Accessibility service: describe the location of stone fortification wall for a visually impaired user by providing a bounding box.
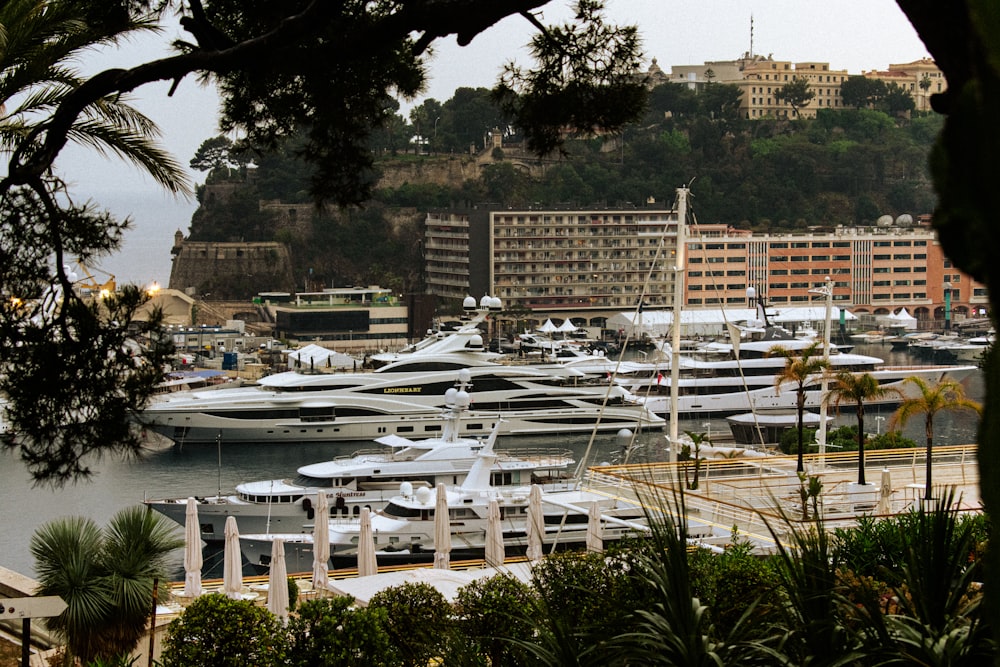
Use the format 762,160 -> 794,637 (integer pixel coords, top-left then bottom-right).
375,155 -> 483,189
168,239 -> 296,299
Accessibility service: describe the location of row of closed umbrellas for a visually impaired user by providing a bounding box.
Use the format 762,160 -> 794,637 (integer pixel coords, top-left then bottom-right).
183,482 -> 606,622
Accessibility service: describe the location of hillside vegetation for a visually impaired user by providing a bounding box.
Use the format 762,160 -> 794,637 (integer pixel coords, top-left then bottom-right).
187,83 -> 941,295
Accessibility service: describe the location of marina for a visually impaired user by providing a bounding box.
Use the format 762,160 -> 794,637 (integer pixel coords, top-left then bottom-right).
0,340 -> 984,581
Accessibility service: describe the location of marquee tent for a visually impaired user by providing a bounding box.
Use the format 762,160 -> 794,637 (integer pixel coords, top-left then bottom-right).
285,344 -> 358,370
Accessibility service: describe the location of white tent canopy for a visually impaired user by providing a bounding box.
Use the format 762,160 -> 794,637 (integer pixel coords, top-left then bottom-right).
556,319 -> 578,333
878,307 -> 918,330
607,306 -> 857,338
537,319 -> 558,333
285,344 -> 357,369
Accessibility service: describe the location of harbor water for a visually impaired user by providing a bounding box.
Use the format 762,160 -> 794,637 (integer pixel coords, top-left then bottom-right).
0,341 -> 984,579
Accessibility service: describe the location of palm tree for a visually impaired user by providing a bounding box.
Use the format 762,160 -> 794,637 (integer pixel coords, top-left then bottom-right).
0,0 -> 186,190
823,371 -> 900,486
889,376 -> 981,501
770,342 -> 829,472
30,506 -> 183,663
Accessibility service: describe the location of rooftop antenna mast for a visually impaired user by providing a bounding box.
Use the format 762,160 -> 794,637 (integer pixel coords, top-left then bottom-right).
749,14 -> 754,58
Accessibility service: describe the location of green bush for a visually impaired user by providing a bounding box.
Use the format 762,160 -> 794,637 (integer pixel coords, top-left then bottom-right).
368,582 -> 452,667
451,574 -> 537,666
866,430 -> 917,450
689,539 -> 780,639
288,596 -> 394,666
779,426 -> 818,454
160,594 -> 288,667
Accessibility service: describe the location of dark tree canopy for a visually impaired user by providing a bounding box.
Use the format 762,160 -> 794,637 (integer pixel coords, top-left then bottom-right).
0,0 -> 645,483
776,76 -> 815,118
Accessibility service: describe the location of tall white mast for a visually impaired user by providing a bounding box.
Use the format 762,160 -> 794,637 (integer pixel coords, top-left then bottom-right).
668,187 -> 688,463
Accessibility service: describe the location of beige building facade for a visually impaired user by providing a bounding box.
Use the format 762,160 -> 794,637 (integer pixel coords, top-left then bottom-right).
645,54 -> 945,119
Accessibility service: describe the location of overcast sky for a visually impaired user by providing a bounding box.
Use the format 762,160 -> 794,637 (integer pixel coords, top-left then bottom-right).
55,0 -> 931,284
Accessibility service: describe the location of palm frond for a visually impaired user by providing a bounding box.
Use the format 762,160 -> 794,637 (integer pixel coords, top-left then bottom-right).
66,119 -> 191,194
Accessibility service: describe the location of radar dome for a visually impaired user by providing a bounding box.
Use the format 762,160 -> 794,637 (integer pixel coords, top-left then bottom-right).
469,334 -> 484,348
400,481 -> 413,497
463,295 -> 477,311
895,214 -> 914,227
415,486 -> 432,504
445,387 -> 458,406
457,368 -> 471,384
455,390 -> 471,409
876,214 -> 894,227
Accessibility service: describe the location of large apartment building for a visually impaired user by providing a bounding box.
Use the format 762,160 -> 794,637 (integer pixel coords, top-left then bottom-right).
425,206 -> 681,324
425,207 -> 985,326
684,223 -> 985,322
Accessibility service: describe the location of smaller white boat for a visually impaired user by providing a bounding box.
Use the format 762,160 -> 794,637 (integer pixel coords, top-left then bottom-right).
726,411 -> 833,445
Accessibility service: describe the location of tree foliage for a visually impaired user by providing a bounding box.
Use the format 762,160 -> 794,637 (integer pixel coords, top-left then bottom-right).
776,76 -> 815,118
287,596 -> 395,667
367,582 -> 453,667
160,594 -> 289,667
493,0 -> 646,155
0,0 -> 643,483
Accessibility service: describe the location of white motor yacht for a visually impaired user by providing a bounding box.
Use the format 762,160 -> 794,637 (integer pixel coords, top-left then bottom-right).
238,447 -> 648,571
137,362 -> 664,445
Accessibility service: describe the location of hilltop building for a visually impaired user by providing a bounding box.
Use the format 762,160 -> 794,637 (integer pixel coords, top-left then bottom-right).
643,54 -> 945,119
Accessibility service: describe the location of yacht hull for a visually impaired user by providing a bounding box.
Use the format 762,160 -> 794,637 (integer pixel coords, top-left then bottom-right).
637,365 -> 977,418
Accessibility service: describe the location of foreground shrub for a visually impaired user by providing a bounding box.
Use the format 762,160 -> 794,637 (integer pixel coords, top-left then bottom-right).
160,594 -> 288,667
288,596 -> 393,666
368,582 -> 451,666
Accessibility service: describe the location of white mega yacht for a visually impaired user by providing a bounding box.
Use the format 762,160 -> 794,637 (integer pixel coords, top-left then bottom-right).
616,333 -> 977,418
137,362 -> 663,445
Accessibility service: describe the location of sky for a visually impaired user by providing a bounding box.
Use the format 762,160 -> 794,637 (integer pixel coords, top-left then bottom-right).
56,1 -> 931,286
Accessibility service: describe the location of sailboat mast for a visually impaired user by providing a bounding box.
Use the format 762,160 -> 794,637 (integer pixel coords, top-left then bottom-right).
668,187 -> 688,463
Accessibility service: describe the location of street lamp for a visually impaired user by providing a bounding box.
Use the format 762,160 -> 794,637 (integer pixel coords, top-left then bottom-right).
943,282 -> 953,331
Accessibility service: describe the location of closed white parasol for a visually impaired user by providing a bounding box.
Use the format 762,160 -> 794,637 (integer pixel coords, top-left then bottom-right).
433,482 -> 451,570
183,497 -> 203,598
312,493 -> 329,592
223,516 -> 243,600
357,507 -> 379,577
586,502 -> 603,553
484,498 -> 505,568
267,538 -> 289,623
525,484 -> 544,561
